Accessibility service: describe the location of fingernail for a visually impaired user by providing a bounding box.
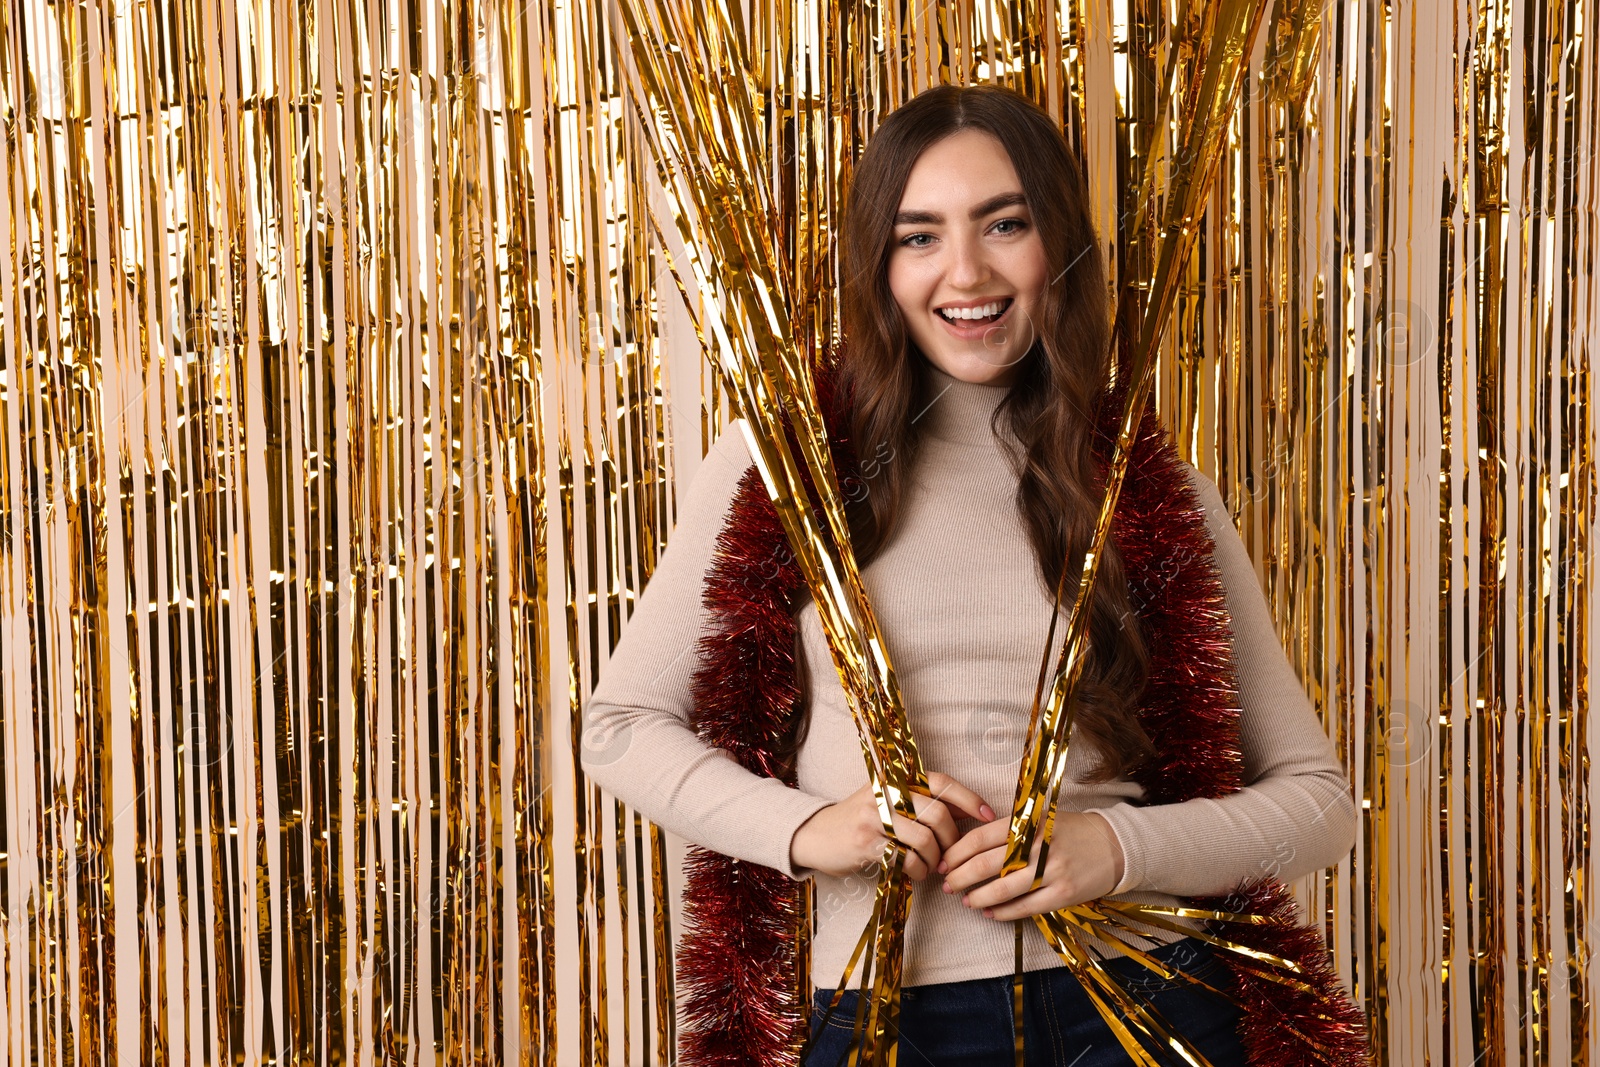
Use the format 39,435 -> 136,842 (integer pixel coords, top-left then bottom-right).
983,908 -> 994,918
943,881 -> 951,893
980,805 -> 996,820
937,860 -> 947,874
962,895 -> 970,906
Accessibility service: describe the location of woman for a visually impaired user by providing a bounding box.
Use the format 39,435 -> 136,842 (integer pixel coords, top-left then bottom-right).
582,84 -> 1360,1066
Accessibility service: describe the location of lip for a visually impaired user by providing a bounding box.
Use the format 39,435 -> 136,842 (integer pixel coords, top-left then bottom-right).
933,297 -> 1016,339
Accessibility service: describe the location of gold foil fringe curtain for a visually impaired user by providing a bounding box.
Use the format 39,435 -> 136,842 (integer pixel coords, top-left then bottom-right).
0,3 -> 1594,1067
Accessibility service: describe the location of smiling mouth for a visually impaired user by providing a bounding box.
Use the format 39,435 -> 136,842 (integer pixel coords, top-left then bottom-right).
936,298 -> 1014,327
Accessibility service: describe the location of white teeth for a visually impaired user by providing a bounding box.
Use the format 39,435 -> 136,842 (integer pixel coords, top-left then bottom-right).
938,300 -> 1008,322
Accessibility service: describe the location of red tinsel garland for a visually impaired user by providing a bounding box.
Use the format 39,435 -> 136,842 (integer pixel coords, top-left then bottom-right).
678,371 -> 1370,1066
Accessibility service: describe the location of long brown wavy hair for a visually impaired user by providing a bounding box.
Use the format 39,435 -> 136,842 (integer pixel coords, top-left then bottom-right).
833,84 -> 1153,783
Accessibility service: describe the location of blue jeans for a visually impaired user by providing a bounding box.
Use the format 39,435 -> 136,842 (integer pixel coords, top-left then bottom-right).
803,937 -> 1247,1067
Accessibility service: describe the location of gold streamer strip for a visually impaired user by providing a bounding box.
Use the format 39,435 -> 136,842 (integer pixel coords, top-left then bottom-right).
981,4 -> 1322,1063
608,0 -> 932,1055
1005,0 -> 1274,907
1,0 -> 1597,1064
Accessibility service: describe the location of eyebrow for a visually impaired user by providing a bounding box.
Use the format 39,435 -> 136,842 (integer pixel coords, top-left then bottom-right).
893,192 -> 1029,226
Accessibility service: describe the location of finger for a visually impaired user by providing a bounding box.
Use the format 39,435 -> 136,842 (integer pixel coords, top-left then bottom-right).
893,814 -> 940,880
938,819 -> 1007,875
925,773 -> 997,823
943,845 -> 997,894
864,840 -> 921,880
921,776 -> 981,822
963,837 -> 1063,909
881,835 -> 928,881
900,847 -> 928,881
909,794 -> 958,853
961,864 -> 1038,911
979,884 -> 1061,923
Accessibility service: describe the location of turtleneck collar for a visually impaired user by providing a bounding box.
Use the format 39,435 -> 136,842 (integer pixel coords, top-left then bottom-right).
914,363 -> 1016,447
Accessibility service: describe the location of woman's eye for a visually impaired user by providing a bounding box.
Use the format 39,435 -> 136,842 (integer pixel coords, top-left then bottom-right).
899,232 -> 934,248
992,218 -> 1027,235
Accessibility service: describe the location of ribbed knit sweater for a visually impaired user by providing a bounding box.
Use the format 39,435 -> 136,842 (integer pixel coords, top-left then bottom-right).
581,367 -> 1357,989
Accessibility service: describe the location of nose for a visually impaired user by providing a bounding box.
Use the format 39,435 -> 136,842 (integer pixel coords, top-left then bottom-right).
945,231 -> 990,290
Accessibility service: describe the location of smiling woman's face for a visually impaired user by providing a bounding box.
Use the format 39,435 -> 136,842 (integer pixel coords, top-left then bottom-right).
887,128 -> 1049,387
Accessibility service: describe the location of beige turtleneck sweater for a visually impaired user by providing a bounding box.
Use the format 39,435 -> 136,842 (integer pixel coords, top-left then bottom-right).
581,367 -> 1357,989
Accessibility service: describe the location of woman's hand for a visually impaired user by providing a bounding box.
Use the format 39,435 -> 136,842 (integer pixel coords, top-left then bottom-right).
937,811 -> 1125,921
791,772 -> 997,881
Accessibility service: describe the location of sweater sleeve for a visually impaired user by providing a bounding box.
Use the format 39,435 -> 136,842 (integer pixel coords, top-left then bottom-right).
579,425 -> 834,880
1087,466 -> 1359,897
